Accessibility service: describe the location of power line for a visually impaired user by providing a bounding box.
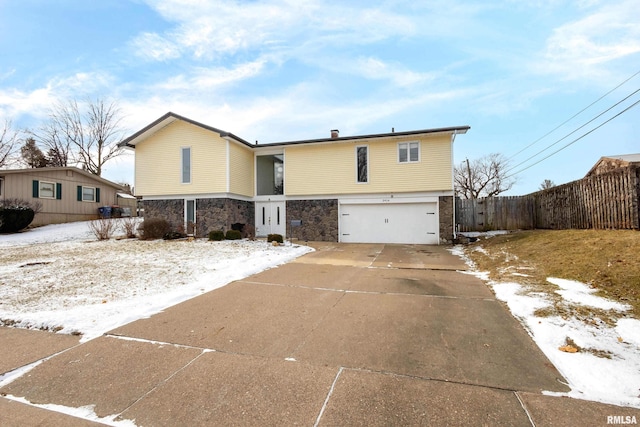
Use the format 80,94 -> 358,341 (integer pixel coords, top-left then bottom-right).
505,87 -> 640,175
505,98 -> 640,179
507,68 -> 640,161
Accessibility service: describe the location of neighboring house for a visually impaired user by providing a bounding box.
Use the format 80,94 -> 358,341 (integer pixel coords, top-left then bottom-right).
0,167 -> 136,226
120,112 -> 469,244
585,153 -> 640,177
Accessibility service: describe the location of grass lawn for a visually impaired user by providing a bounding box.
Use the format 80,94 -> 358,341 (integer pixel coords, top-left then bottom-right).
465,229 -> 640,319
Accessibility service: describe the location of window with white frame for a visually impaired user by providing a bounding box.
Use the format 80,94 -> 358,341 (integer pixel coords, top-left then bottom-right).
181,147 -> 191,184
356,145 -> 368,183
39,181 -> 56,199
398,142 -> 420,163
82,186 -> 96,202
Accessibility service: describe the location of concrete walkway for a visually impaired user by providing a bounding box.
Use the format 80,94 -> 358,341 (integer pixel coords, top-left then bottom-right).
1,243 -> 639,426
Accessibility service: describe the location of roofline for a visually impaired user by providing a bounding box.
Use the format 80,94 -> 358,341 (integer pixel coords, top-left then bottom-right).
118,112 -> 254,149
585,154 -> 640,177
119,111 -> 470,150
0,166 -> 127,190
256,126 -> 470,147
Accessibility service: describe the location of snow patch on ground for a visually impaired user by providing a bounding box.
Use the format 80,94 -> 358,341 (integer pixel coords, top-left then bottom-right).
0,221 -> 313,342
4,395 -> 136,427
453,244 -> 640,409
547,277 -> 632,311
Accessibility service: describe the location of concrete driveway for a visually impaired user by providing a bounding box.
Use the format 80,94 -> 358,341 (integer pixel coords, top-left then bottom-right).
2,243 -> 639,426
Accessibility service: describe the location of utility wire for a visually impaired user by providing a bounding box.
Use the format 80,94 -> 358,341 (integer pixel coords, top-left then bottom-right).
504,87 -> 640,174
507,68 -> 640,161
505,98 -> 640,179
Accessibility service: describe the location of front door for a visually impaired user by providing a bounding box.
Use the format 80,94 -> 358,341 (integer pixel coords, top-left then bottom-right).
255,201 -> 286,237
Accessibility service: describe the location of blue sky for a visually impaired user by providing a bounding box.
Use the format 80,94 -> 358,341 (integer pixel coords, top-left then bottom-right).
1,0 -> 638,194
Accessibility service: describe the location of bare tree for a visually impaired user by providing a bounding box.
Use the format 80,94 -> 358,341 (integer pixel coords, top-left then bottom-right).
21,137 -> 48,168
539,179 -> 555,190
454,153 -> 516,199
0,120 -> 20,168
41,98 -> 125,176
32,116 -> 73,167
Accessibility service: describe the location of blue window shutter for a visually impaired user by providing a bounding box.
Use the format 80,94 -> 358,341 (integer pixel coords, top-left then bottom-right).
56,183 -> 62,200
96,188 -> 100,203
32,180 -> 39,198
77,186 -> 82,201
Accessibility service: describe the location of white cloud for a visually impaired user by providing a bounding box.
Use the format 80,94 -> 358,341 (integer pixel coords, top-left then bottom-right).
156,58 -> 267,91
351,57 -> 436,87
536,0 -> 640,81
0,72 -> 116,126
130,32 -> 181,61
141,0 -> 417,61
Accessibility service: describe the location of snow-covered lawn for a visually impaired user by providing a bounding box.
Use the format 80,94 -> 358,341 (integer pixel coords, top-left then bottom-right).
451,244 -> 640,409
0,220 -> 312,342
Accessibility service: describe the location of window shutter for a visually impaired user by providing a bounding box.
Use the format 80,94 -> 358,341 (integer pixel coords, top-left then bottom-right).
77,186 -> 82,201
56,183 -> 62,200
32,180 -> 39,198
96,188 -> 100,203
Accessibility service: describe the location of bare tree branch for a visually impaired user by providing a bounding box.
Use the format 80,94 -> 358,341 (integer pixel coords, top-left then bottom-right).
454,153 -> 516,199
0,120 -> 20,168
34,98 -> 125,175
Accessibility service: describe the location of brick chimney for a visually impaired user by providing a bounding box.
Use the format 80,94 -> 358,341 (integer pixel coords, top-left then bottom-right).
331,129 -> 339,139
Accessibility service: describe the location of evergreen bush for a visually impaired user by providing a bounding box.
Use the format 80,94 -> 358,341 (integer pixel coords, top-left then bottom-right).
225,229 -> 242,240
0,199 -> 36,233
267,233 -> 283,243
209,230 -> 225,241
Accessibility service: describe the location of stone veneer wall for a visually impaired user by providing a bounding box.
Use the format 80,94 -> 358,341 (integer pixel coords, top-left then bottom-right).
142,198 -> 254,238
196,198 -> 254,238
286,199 -> 338,242
142,199 -> 183,231
439,195 -> 454,244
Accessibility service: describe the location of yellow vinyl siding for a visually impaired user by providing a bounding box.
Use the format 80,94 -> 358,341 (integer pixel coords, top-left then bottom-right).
229,142 -> 254,197
135,121 -> 227,196
285,134 -> 452,196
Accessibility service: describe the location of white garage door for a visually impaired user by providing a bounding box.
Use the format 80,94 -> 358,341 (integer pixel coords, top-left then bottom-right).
340,202 -> 439,244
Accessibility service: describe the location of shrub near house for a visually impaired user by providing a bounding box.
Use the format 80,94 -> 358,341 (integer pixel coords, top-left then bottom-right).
0,199 -> 35,233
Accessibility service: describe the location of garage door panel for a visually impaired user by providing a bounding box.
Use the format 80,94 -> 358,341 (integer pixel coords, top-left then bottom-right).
340,203 -> 438,244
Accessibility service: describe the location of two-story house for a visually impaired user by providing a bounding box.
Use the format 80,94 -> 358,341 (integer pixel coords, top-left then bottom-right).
120,112 -> 469,244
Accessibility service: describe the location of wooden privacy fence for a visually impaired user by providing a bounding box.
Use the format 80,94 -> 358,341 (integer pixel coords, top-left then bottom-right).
456,166 -> 640,231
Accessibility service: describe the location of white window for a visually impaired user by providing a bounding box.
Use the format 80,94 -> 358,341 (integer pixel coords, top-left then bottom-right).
82,186 -> 96,202
39,181 -> 56,199
356,145 -> 368,183
182,147 -> 191,184
398,142 -> 420,163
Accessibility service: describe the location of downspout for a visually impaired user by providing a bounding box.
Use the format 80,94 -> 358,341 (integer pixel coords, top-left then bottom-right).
451,131 -> 458,241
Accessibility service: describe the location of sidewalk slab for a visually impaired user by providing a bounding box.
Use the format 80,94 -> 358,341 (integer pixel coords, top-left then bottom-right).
0,335 -> 202,419
110,281 -> 344,358
349,268 -> 493,297
293,242 -> 384,266
371,244 -> 468,270
0,326 -> 79,375
246,263 -> 361,290
318,369 -> 532,426
293,292 -> 568,393
119,351 -> 338,426
519,392 -> 640,427
0,398 -> 102,426
248,263 -> 492,298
